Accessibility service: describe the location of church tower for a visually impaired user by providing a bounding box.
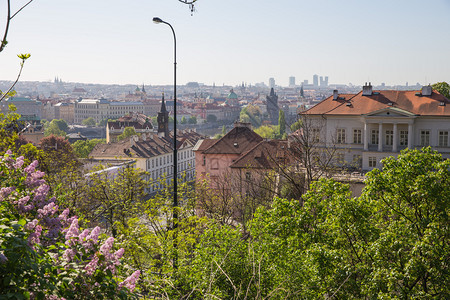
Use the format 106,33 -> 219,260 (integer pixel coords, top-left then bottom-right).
266,88 -> 279,125
157,93 -> 170,138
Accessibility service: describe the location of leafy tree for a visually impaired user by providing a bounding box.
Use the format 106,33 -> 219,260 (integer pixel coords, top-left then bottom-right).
0,152 -> 139,298
254,125 -> 278,139
0,105 -> 24,155
117,127 -> 137,141
72,139 -> 105,158
82,117 -> 96,127
188,115 -> 197,124
82,165 -> 148,237
180,116 -> 187,124
240,105 -> 262,127
432,81 -> 450,99
278,109 -> 286,135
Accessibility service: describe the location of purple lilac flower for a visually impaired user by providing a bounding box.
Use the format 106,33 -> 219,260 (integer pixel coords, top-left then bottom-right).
62,248 -> 76,262
28,225 -> 42,247
99,237 -> 114,256
85,255 -> 99,276
65,218 -> 79,246
33,184 -> 50,205
0,187 -> 15,201
119,270 -> 140,292
13,156 -> 25,169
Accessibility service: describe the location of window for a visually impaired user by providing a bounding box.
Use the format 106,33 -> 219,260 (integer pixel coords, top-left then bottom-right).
312,128 -> 320,143
246,172 -> 251,180
439,131 -> 448,147
385,130 -> 393,146
353,129 -> 362,144
337,129 -> 346,144
368,157 -> 377,168
211,158 -> 219,170
400,130 -> 408,146
371,129 -> 379,145
420,130 -> 430,146
202,156 -> 206,166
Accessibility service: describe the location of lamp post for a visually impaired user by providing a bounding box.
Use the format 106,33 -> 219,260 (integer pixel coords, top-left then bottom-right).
153,17 -> 178,230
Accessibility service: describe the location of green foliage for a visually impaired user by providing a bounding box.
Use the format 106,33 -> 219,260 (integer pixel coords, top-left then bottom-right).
240,105 -> 261,127
432,81 -> 450,99
290,119 -> 302,132
0,105 -> 24,155
82,117 -> 96,127
254,125 -> 279,139
44,119 -> 68,137
188,115 -> 197,124
72,139 -> 105,158
117,127 -> 137,141
180,116 -> 187,124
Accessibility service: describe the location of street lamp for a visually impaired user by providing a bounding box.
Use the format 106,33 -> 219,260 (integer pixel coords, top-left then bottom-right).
153,17 -> 178,230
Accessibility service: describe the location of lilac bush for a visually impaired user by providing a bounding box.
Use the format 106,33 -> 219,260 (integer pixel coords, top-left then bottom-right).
0,150 -> 139,299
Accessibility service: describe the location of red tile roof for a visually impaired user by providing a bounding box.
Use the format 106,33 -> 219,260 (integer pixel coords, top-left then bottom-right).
203,125 -> 263,155
304,90 -> 450,116
230,140 -> 289,169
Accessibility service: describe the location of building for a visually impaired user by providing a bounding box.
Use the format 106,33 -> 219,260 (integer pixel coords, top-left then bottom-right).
269,78 -> 275,89
90,98 -> 203,194
266,88 -> 279,125
106,112 -> 154,143
301,83 -> 450,171
1,97 -> 42,122
74,98 -> 144,124
289,76 -> 296,87
313,74 -> 319,87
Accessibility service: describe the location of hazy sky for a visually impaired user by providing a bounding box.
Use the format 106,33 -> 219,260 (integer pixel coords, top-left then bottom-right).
1,0 -> 449,87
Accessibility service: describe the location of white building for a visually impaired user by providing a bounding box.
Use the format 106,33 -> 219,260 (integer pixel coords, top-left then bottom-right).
302,84 -> 450,171
74,98 -> 144,124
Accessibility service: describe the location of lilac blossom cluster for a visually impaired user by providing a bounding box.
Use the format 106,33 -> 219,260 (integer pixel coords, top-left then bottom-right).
0,150 -> 140,295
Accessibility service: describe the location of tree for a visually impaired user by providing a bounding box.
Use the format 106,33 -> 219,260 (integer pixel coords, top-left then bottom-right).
72,139 -> 105,158
188,115 -> 197,124
180,116 -> 187,124
278,109 -> 286,136
44,119 -> 68,137
0,152 -> 139,298
432,82 -> 450,99
254,125 -> 278,139
117,127 -> 137,141
82,117 -> 96,127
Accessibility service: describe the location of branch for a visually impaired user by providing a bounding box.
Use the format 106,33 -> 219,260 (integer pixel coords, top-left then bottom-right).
11,0 -> 35,19
0,54 -> 30,102
0,0 -> 35,52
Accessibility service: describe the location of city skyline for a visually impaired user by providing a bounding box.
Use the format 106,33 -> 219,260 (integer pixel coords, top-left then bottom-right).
1,0 -> 449,87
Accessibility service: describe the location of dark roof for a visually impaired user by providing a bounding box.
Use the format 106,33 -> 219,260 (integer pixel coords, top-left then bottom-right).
203,125 -> 263,155
230,140 -> 289,169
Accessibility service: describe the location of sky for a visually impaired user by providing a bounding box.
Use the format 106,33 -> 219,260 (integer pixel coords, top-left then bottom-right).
0,0 -> 449,87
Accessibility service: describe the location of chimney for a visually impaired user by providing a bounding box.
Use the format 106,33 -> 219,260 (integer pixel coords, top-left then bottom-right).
141,133 -> 146,141
130,136 -> 135,147
333,90 -> 339,100
362,82 -> 373,96
422,85 -> 432,96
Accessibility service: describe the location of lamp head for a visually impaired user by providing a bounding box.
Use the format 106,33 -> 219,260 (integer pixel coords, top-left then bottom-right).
153,17 -> 164,24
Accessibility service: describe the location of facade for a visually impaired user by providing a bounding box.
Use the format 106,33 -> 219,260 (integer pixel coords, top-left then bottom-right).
1,97 -> 42,121
90,99 -> 203,194
266,88 -> 279,125
302,84 -> 450,171
74,98 -> 144,124
106,112 -> 154,143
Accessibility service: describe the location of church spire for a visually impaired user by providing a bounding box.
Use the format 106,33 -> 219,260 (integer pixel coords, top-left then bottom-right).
157,92 -> 169,138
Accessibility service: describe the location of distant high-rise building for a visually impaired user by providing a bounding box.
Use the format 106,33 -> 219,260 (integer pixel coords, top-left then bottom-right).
269,78 -> 275,89
325,76 -> 329,87
289,76 -> 296,87
313,74 -> 319,87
